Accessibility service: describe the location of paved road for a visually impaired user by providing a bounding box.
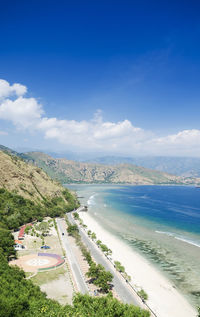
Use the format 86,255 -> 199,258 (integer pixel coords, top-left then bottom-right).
67,213 -> 144,307
56,218 -> 88,294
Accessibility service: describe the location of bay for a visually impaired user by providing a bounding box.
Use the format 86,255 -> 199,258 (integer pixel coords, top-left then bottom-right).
67,184 -> 200,307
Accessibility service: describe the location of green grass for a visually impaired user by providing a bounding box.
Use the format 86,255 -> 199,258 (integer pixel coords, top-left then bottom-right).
25,272 -> 35,278
31,266 -> 66,285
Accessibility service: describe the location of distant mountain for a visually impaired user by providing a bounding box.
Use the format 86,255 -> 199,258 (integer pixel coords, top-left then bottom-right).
1,145 -> 199,185
23,151 -> 200,185
0,144 -> 19,156
86,156 -> 200,177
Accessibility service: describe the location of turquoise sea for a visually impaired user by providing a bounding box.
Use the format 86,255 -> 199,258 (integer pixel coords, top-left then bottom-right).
67,184 -> 200,307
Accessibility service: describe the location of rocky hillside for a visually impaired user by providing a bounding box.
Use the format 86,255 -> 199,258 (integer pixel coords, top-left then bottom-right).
88,155 -> 200,177
0,150 -> 78,205
24,151 -> 200,185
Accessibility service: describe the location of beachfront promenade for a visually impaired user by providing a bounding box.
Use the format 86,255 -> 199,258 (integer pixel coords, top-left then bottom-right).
67,212 -> 146,309
56,218 -> 89,294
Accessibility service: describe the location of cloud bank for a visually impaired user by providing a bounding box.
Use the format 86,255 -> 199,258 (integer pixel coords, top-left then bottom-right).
0,79 -> 199,156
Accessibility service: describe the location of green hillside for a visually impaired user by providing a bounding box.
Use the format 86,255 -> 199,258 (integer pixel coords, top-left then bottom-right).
24,151 -> 200,185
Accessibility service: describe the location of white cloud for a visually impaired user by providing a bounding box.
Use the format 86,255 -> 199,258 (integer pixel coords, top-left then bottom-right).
0,79 -> 200,156
0,79 -> 27,99
155,129 -> 200,146
0,96 -> 43,128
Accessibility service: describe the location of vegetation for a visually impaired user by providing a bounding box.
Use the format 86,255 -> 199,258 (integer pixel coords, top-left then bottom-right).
31,266 -> 67,286
99,243 -> 112,256
96,239 -> 102,247
74,215 -> 132,286
67,224 -> 79,236
137,289 -> 148,302
0,228 -> 16,261
66,216 -> 113,293
73,212 -> 79,220
91,232 -> 97,240
36,221 -> 50,236
0,188 -> 78,231
114,261 -> 125,273
87,262 -> 113,293
123,272 -> 131,282
0,149 -> 150,316
0,243 -> 150,317
22,150 -> 200,185
72,293 -> 150,317
87,229 -> 92,237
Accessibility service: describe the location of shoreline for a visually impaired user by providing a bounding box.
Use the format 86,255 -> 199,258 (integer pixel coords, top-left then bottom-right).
80,211 -> 196,317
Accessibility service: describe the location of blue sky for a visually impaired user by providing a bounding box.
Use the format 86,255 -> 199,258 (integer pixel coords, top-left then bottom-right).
0,1 -> 200,156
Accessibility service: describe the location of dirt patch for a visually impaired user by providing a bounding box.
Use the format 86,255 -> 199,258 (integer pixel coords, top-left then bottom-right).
40,273 -> 73,305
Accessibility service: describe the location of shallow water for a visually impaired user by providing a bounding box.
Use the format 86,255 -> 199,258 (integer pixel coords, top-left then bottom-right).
67,184 -> 200,307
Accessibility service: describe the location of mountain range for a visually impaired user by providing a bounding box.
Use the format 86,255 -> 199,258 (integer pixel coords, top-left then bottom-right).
8,145 -> 200,177
86,156 -> 200,177
1,144 -> 200,185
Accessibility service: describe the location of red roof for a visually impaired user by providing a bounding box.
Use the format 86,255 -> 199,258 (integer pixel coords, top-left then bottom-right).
18,223 -> 32,239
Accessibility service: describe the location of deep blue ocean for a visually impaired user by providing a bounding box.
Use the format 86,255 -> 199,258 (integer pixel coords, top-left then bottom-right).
103,185 -> 200,236
67,184 -> 200,306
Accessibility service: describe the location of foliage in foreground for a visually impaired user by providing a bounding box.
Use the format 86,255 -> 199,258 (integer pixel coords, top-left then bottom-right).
0,247 -> 150,316
0,187 -> 150,317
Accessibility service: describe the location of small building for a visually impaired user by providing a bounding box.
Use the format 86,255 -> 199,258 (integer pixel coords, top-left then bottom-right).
14,243 -> 25,250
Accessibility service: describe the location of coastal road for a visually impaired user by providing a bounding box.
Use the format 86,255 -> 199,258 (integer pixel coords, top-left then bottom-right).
67,212 -> 144,308
56,218 -> 88,294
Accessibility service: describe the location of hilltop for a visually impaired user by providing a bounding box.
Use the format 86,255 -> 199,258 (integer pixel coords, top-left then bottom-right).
0,150 -> 78,207
23,151 -> 200,185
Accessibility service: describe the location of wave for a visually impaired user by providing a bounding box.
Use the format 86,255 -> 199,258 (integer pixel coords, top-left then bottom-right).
155,230 -> 200,248
87,194 -> 97,206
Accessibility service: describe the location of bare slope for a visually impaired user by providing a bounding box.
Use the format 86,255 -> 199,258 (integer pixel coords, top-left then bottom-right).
25,152 -> 200,185
0,150 -> 76,204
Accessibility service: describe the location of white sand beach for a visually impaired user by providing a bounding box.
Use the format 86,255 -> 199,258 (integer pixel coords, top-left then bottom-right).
80,212 -> 196,317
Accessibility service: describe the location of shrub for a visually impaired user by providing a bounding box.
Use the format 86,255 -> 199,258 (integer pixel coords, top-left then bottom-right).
137,289 -> 148,301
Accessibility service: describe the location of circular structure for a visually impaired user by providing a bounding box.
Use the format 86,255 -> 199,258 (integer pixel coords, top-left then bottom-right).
10,253 -> 65,272
26,258 -> 50,267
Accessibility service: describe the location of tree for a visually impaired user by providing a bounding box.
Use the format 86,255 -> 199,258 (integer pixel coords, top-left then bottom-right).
96,240 -> 102,247
123,272 -> 131,282
73,212 -> 79,220
24,226 -> 30,234
87,230 -> 92,237
87,263 -> 113,293
0,228 -> 16,260
137,289 -> 148,302
94,269 -> 113,293
37,222 -> 49,236
114,261 -> 125,273
72,293 -> 150,316
100,244 -> 112,256
67,224 -> 79,236
91,232 -> 96,241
